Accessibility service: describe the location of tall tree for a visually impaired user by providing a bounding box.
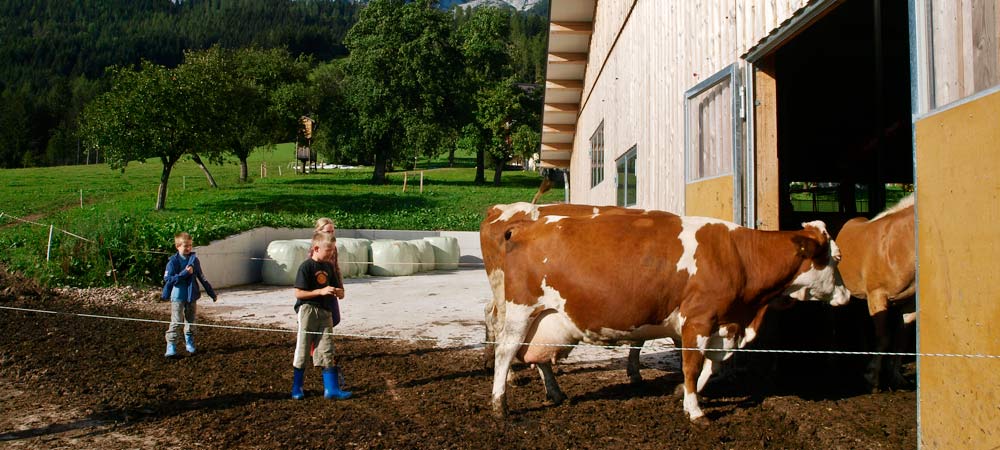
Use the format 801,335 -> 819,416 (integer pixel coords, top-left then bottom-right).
476,78 -> 541,185
456,6 -> 512,185
342,0 -> 462,184
207,46 -> 313,182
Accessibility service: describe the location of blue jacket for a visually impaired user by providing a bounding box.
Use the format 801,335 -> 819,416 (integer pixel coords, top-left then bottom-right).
162,252 -> 216,302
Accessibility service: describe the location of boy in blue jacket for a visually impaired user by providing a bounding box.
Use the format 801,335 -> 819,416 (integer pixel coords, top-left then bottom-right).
162,232 -> 218,357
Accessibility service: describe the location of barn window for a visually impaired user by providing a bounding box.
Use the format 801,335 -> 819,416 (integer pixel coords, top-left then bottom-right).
589,121 -> 605,188
615,145 -> 638,207
918,0 -> 1000,111
684,66 -> 738,182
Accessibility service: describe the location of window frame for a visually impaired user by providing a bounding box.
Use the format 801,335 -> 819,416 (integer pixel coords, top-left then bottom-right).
589,121 -> 605,188
615,145 -> 638,207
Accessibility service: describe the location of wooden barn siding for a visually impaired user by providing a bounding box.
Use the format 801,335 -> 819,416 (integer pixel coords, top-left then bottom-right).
570,0 -> 810,210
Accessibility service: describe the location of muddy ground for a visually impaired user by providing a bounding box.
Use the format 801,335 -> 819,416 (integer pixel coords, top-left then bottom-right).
0,270 -> 916,449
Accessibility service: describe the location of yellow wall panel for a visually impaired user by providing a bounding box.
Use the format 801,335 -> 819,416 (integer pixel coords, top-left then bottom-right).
685,175 -> 734,220
915,89 -> 1000,449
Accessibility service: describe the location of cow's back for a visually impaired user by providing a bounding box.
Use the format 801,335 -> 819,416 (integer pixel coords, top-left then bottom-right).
835,205 -> 915,300
501,211 -> 738,334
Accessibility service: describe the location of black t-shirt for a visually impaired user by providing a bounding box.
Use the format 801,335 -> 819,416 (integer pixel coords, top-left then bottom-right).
293,258 -> 342,324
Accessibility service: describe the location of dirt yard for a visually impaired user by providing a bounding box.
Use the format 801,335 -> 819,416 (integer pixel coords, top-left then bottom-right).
0,268 -> 916,449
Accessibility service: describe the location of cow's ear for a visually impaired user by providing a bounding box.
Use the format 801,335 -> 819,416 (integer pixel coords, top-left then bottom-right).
792,235 -> 818,258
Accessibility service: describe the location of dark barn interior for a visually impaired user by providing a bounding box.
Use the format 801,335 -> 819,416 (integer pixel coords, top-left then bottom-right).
743,0 -> 915,395
775,0 -> 913,236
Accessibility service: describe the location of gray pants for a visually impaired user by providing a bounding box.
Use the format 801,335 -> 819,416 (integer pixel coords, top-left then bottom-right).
165,300 -> 197,344
293,303 -> 337,369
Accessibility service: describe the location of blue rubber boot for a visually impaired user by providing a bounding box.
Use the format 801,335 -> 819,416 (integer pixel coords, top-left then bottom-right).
185,335 -> 196,354
165,342 -> 177,357
323,367 -> 352,400
291,367 -> 305,400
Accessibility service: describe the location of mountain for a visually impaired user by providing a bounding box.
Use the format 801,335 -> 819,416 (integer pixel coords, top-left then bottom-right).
439,0 -> 547,13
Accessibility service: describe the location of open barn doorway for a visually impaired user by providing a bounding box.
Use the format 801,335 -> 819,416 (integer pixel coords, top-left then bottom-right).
773,0 -> 913,234
741,0 -> 915,395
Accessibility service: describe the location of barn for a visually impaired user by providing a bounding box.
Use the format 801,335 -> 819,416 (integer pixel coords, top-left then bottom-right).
540,0 -> 999,446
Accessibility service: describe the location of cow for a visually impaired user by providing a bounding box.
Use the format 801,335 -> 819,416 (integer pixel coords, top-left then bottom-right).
489,207 -> 851,424
481,202 -> 649,383
834,193 -> 916,391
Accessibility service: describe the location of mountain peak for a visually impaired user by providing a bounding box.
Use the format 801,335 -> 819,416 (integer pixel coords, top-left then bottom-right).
440,0 -> 546,12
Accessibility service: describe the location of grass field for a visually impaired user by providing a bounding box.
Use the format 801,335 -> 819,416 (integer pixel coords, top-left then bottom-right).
0,146 -> 563,287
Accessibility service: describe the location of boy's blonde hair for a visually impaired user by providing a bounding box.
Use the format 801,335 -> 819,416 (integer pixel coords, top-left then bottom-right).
174,232 -> 193,245
314,217 -> 335,233
312,231 -> 336,248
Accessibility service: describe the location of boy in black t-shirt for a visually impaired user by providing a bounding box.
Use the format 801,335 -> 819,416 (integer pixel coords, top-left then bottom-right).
290,232 -> 351,400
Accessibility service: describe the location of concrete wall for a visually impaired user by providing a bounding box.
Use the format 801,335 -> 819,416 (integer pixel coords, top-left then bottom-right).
194,228 -> 483,289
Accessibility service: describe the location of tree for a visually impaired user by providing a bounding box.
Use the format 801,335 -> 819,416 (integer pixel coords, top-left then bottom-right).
475,79 -> 541,185
456,6 -> 512,185
206,46 -> 313,182
342,0 -> 462,184
79,57 -> 229,210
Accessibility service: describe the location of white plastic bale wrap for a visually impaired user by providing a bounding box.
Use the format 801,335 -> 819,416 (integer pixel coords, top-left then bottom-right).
369,240 -> 420,276
337,238 -> 371,278
423,236 -> 460,270
261,240 -> 312,285
408,239 -> 436,272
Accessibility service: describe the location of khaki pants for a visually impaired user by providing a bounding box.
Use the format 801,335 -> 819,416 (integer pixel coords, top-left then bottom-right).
293,304 -> 337,369
165,300 -> 197,344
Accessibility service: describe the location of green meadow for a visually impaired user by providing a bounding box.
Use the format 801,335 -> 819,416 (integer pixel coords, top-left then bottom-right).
0,145 -> 562,287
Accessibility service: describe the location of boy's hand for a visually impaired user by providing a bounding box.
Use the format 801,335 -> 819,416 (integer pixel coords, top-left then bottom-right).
334,288 -> 345,300
318,286 -> 336,297
185,265 -> 194,274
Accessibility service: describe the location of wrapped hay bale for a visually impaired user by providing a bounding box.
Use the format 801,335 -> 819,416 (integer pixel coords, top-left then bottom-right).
337,238 -> 371,278
409,239 -> 437,272
262,240 -> 312,285
369,240 -> 420,276
423,236 -> 460,270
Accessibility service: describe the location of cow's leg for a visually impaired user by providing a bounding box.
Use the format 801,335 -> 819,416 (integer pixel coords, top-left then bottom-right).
626,341 -> 644,384
884,303 -> 914,390
680,323 -> 714,425
536,363 -> 567,405
491,303 -> 534,417
484,269 -> 507,371
483,299 -> 497,371
866,291 -> 891,392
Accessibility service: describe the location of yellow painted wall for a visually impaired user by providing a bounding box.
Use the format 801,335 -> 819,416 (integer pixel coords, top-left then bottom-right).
915,89 -> 1000,449
685,175 -> 734,220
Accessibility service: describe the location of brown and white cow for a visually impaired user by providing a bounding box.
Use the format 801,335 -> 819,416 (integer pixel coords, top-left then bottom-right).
834,193 -> 916,391
488,207 -> 850,423
481,202 -> 649,382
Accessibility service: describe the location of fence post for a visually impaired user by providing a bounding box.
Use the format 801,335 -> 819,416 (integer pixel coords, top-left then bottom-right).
278,166 -> 282,176
402,172 -> 408,192
420,171 -> 424,193
80,189 -> 83,207
46,225 -> 54,261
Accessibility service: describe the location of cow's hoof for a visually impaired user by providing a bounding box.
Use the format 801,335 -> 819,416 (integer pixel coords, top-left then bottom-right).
690,416 -> 712,427
628,373 -> 643,384
491,398 -> 508,418
543,391 -> 567,407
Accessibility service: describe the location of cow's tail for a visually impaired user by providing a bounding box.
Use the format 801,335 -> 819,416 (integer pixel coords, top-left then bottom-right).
530,178 -> 553,205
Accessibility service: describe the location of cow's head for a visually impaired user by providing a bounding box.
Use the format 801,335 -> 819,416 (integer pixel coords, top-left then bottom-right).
782,220 -> 851,306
